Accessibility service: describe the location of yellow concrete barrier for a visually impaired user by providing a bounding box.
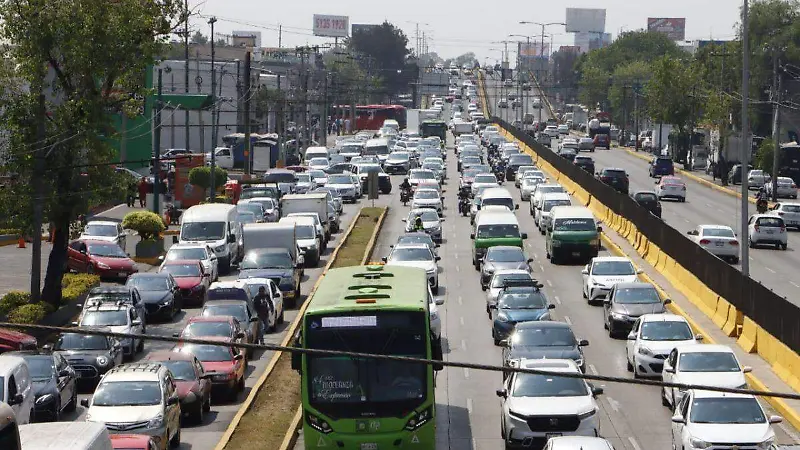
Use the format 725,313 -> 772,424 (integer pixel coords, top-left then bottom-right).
722,304 -> 742,337
737,316 -> 758,353
712,297 -> 730,329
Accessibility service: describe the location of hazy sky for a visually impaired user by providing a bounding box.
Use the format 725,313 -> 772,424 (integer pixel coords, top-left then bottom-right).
189,0 -> 742,61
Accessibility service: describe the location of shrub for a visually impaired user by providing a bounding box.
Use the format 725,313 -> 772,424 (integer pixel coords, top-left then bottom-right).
8,303 -> 49,324
0,228 -> 21,236
0,291 -> 31,316
189,166 -> 227,191
61,274 -> 99,305
122,211 -> 165,240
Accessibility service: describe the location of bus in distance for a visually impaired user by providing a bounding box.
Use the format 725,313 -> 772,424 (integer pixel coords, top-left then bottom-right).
292,264 -> 443,449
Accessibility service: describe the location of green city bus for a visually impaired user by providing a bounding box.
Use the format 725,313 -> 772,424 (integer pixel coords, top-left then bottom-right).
420,120 -> 447,142
292,264 -> 443,449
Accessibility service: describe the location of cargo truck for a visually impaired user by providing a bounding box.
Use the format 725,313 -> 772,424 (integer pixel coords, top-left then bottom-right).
241,222 -> 302,305
406,109 -> 421,134
280,193 -> 330,241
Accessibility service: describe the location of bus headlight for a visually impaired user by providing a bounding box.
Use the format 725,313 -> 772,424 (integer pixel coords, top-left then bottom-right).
405,406 -> 433,431
306,412 -> 333,434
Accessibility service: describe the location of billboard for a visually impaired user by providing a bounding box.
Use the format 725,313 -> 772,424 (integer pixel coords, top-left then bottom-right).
519,41 -> 550,59
698,40 -> 729,48
419,71 -> 449,96
647,18 -> 686,41
558,45 -> 580,53
352,24 -> 379,35
313,14 -> 349,38
566,8 -> 606,33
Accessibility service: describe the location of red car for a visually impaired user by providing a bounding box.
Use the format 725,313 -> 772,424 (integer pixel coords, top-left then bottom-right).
158,260 -> 210,306
175,316 -> 246,349
0,328 -> 37,354
593,133 -> 611,149
110,434 -> 159,450
67,239 -> 138,279
173,337 -> 245,401
146,350 -> 213,423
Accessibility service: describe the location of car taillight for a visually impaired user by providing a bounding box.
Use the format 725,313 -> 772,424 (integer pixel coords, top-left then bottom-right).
781,224 -> 786,232
754,225 -> 760,232
729,240 -> 739,246
778,212 -> 785,216
699,239 -> 711,245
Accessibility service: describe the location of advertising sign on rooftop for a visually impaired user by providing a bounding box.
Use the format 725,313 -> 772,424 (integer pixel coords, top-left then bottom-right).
313,14 -> 349,38
565,8 -> 606,33
647,18 -> 686,41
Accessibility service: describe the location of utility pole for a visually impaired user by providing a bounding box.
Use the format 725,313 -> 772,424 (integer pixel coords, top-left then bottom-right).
244,51 -> 252,176
621,85 -> 628,142
634,84 -> 640,151
771,53 -> 782,202
741,0 -> 751,277
30,89 -> 46,302
153,70 -> 163,215
278,25 -> 282,48
183,0 -> 190,152
322,74 -> 329,145
235,60 -> 242,133
209,16 -> 217,202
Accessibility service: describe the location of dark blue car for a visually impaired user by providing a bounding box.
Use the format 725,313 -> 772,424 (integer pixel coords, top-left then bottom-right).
649,156 -> 675,177
489,282 -> 554,346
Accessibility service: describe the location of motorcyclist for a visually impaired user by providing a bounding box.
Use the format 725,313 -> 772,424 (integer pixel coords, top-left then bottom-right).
253,286 -> 273,344
400,178 -> 412,192
458,185 -> 471,200
412,216 -> 425,232
756,186 -> 768,202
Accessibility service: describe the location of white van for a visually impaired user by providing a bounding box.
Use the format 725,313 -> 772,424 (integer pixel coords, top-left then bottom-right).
0,401 -> 20,450
478,187 -> 518,212
0,355 -> 33,424
304,146 -> 329,162
279,216 -> 322,267
382,119 -> 400,131
179,203 -> 242,273
19,422 -> 112,450
364,138 -> 391,163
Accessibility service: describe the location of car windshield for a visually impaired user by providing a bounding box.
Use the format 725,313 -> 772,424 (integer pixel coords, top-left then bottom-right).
538,186 -> 564,196
474,175 -> 497,184
487,248 -> 525,262
422,163 -> 442,171
491,273 -> 533,288
181,222 -> 225,241
84,224 -> 117,237
82,310 -> 128,327
159,360 -> 197,381
410,211 -> 439,222
640,321 -> 693,341
603,170 -> 626,178
614,287 -> 660,304
553,218 -> 596,232
241,252 -> 293,269
415,190 -> 439,199
388,153 -> 409,161
93,381 -> 162,407
702,228 -> 735,238
477,224 -> 519,238
512,373 -> 588,397
498,289 -> 548,309
55,333 -> 109,351
413,171 -> 436,180
635,193 -> 658,202
310,170 -> 326,179
543,200 -> 571,211
183,321 -> 233,338
689,397 -> 766,424
241,188 -> 278,199
295,225 -> 316,239
24,356 -> 55,381
513,326 -> 576,346
296,174 -> 311,182
328,175 -> 352,184
203,304 -> 247,322
592,261 -> 635,276
87,243 -> 127,258
359,165 -> 382,173
390,248 -> 433,262
161,263 -> 201,277
482,197 -> 514,209
678,352 -> 741,372
510,156 -> 533,165
178,344 -> 233,362
166,248 -> 207,261
238,212 -> 256,224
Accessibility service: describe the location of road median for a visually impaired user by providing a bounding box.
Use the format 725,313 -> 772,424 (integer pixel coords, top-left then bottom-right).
215,206 -> 388,450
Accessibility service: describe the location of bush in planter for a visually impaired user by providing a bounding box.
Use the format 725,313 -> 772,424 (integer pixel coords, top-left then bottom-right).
61,274 -> 100,305
0,291 -> 31,316
7,303 -> 51,324
189,166 -> 227,193
122,211 -> 165,240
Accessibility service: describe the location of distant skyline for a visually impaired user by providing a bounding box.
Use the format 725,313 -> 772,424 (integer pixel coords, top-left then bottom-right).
187,0 -> 742,61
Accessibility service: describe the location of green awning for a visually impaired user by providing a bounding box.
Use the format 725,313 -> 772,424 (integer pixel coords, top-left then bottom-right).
158,94 -> 214,110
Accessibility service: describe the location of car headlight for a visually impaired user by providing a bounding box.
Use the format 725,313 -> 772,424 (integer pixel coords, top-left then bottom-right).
214,245 -> 226,252
496,314 -> 509,323
281,276 -> 294,284
96,356 -> 110,366
160,297 -> 173,306
551,239 -> 561,246
96,262 -> 110,269
577,408 -> 597,420
183,391 -> 197,404
404,406 -> 433,431
426,268 -> 436,275
590,239 -> 599,246
36,393 -> 55,404
638,346 -> 653,356
575,357 -> 584,367
610,311 -> 627,320
758,438 -> 775,450
146,414 -> 164,429
690,437 -> 711,449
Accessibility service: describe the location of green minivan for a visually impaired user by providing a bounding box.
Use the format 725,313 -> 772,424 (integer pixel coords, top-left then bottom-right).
545,205 -> 602,264
470,210 -> 528,269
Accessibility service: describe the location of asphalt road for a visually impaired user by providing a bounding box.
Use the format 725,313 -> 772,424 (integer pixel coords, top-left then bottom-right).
58,192 -> 393,450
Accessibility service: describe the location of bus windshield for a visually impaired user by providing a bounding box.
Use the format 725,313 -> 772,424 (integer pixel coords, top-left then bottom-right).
305,311 -> 428,417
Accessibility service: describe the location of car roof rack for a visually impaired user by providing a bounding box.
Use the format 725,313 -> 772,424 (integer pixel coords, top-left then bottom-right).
111,362 -> 162,374
500,279 -> 544,290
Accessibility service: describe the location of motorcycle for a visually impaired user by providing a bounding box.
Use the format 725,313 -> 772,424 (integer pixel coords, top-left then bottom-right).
400,188 -> 412,206
165,203 -> 182,225
458,196 -> 471,217
757,198 -> 768,214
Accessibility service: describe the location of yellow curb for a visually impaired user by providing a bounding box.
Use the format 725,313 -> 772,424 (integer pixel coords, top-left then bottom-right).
162,229 -> 180,236
360,208 -> 388,265
214,206 -> 389,450
277,407 -> 303,450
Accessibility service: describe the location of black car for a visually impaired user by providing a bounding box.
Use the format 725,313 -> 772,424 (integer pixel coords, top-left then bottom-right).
9,350 -> 78,421
649,156 -> 675,177
727,164 -> 754,185
238,248 -> 302,306
632,190 -> 662,218
597,167 -> 630,194
558,148 -> 578,163
603,282 -> 671,337
500,321 -> 589,375
506,154 -> 535,181
50,327 -> 123,386
126,273 -> 182,321
573,155 -> 595,173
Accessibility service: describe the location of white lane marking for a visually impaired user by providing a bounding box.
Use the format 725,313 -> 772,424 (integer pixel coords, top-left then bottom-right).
453,243 -> 457,249
458,296 -> 463,305
765,267 -> 775,273
463,368 -> 470,379
546,279 -> 553,287
466,398 -> 473,414
459,316 -> 465,326
706,202 -> 713,208
539,264 -> 545,272
607,396 -> 621,413
456,266 -> 460,272
628,437 -> 642,450
684,218 -> 691,223
454,253 -> 458,259
563,316 -> 572,325
588,364 -> 598,375
791,282 -> 800,288
533,252 -> 539,259
779,422 -> 800,442
461,339 -> 467,351
554,296 -> 561,304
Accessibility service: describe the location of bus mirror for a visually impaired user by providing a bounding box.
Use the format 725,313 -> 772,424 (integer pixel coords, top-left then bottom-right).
291,351 -> 302,372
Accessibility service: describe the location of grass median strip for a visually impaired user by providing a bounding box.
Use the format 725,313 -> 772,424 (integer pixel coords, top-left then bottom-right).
221,206 -> 386,450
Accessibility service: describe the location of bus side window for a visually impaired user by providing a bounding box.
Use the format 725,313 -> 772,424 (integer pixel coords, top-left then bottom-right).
291,331 -> 303,373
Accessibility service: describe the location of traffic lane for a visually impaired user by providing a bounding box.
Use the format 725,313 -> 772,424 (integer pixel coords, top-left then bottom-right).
588,146 -> 800,305
61,196 -> 389,450
485,79 -> 552,124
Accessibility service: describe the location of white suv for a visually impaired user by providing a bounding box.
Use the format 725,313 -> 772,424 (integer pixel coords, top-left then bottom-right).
83,362 -> 182,449
76,304 -> 144,357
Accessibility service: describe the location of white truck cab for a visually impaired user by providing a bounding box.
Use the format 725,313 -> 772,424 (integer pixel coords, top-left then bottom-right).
178,204 -> 242,274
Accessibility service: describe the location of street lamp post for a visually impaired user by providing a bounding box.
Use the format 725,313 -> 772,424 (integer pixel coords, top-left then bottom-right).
519,21 -> 566,127
208,16 -> 217,202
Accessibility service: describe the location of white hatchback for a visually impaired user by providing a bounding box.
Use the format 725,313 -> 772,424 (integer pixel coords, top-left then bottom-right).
747,214 -> 788,249
655,176 -> 686,202
625,314 -> 701,378
687,225 -> 740,263
769,202 -> 800,229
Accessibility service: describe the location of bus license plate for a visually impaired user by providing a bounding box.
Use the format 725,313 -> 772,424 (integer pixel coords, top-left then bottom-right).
572,252 -> 581,257
360,444 -> 378,450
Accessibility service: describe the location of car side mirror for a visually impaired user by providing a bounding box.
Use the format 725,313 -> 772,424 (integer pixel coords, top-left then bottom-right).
695,334 -> 704,341
663,299 -> 672,305
496,388 -> 508,399
435,297 -> 444,305
233,354 -> 244,361
654,179 -> 659,184
521,233 -> 528,239
42,344 -> 53,351
435,244 -> 441,248
80,398 -> 90,408
167,394 -> 180,406
591,386 -> 604,396
470,233 -> 475,239
236,332 -> 246,339
157,255 -> 165,262
527,258 -> 533,263
381,257 -> 388,263
602,296 -> 611,304
581,267 -> 589,275
769,415 -> 783,424
172,332 -> 180,338
743,366 -> 753,373
71,321 -> 78,326
596,226 -> 603,233
132,320 -> 141,326
636,269 -> 643,274
439,218 -> 445,222
627,332 -> 637,340
664,366 -> 675,374
671,415 -> 685,424
401,219 -> 407,222
547,304 -> 556,310
435,256 -> 441,261
489,304 -> 497,310
514,204 -> 519,210
58,368 -> 70,377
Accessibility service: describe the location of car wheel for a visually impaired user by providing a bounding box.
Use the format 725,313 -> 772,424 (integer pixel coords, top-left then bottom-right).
52,399 -> 61,422
170,427 -> 181,448
626,353 -> 633,372
136,338 -> 144,353
86,265 -> 94,275
204,392 -> 212,412
278,307 -> 285,324
781,243 -> 788,250
582,287 -> 587,299
748,238 -> 755,248
191,398 -> 205,424
662,388 -> 671,407
237,376 -> 245,392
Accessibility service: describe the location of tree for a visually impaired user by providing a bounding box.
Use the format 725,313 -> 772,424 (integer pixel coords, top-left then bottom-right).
215,38 -> 227,47
755,138 -> 775,173
578,65 -> 610,110
347,22 -> 414,96
0,0 -> 184,307
453,52 -> 477,68
191,30 -> 208,45
608,61 -> 650,127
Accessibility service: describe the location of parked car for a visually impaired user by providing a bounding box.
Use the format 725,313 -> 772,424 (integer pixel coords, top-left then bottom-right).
66,239 -> 137,280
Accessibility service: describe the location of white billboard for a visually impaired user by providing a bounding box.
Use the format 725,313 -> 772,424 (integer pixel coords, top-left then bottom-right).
420,72 -> 448,96
565,8 -> 606,33
313,15 -> 349,38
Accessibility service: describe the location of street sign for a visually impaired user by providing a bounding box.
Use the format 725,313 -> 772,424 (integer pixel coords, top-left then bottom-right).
367,172 -> 379,202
